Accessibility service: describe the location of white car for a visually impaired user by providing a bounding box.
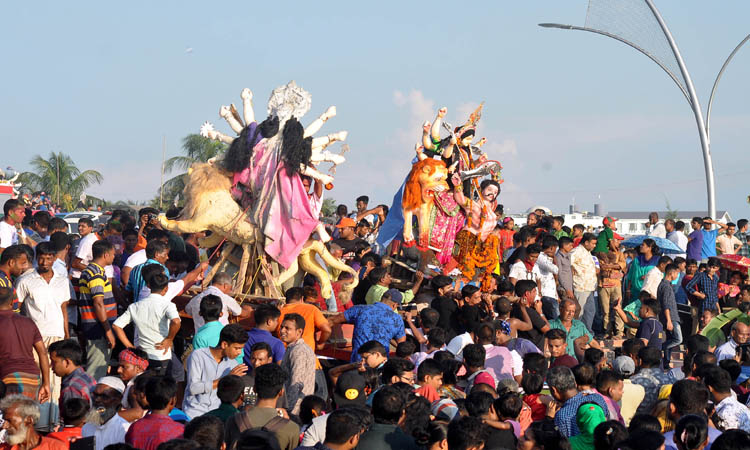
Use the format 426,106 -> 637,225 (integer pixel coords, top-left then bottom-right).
63,211 -> 103,234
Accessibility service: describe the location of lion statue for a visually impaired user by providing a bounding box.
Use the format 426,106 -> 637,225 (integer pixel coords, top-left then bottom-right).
402,158 -> 466,264
160,162 -> 258,248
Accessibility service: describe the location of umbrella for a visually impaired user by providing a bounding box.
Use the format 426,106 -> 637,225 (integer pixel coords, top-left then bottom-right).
621,235 -> 683,255
717,254 -> 750,273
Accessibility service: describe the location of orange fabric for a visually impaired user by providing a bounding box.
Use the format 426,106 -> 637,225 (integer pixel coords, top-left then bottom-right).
1,437 -> 68,450
278,302 -> 327,369
134,234 -> 147,252
48,426 -> 83,444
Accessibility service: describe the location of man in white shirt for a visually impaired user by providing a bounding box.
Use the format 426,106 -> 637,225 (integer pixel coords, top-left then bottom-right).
446,305 -> 481,359
184,272 -> 249,333
509,244 -> 543,303
646,212 -> 667,239
112,272 -> 181,375
536,237 -> 560,320
571,233 -> 598,333
665,220 -> 688,259
70,218 -> 98,281
715,322 -> 750,362
81,377 -> 131,450
0,199 -> 34,253
49,231 -> 78,333
641,256 -> 673,299
15,241 -> 70,431
716,222 -> 743,255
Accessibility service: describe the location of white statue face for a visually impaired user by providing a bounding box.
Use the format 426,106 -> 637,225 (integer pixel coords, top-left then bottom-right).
482,185 -> 499,202
460,135 -> 473,147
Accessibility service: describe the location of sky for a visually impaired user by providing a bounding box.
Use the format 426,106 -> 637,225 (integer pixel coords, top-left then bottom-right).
1,1 -> 749,219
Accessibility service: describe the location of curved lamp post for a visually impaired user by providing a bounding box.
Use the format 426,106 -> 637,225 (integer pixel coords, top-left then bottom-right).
540,1 -> 748,219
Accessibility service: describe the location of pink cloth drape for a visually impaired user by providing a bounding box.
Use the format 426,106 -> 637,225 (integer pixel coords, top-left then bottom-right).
234,140 -> 319,269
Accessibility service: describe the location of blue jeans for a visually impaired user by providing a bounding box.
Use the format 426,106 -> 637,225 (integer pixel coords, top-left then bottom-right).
575,290 -> 596,334
541,296 -> 560,321
663,323 -> 683,367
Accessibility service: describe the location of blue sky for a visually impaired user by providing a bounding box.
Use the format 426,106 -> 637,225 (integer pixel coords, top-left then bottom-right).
2,1 -> 749,219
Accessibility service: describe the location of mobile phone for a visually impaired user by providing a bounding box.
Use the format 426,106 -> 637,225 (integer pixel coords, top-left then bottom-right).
70,436 -> 95,450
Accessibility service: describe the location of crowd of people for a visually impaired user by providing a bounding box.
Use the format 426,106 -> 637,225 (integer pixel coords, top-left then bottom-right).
1,194 -> 750,450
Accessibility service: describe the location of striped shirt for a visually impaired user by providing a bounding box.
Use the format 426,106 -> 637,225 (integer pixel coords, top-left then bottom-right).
126,259 -> 169,302
78,262 -> 116,339
0,269 -> 20,312
60,366 -> 96,404
685,271 -> 720,313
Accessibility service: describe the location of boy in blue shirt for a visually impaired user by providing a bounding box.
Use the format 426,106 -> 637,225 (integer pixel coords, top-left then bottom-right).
614,296 -> 665,348
700,217 -> 728,261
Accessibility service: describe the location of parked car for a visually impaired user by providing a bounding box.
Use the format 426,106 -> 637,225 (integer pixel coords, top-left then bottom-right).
63,211 -> 102,234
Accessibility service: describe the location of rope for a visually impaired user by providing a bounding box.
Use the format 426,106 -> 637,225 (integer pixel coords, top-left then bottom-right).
205,201 -> 255,263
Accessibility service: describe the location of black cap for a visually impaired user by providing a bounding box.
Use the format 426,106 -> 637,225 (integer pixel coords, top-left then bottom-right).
333,370 -> 366,407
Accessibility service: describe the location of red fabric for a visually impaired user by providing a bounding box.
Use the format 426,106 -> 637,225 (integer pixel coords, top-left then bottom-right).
125,413 -> 184,450
414,385 -> 441,403
312,281 -> 353,312
523,394 -> 548,421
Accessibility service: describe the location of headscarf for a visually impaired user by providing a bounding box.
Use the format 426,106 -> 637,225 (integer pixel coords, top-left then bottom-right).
119,349 -> 149,371
569,403 -> 606,450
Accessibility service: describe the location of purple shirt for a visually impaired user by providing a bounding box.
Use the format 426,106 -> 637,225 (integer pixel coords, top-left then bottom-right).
686,229 -> 704,261
243,328 -> 286,366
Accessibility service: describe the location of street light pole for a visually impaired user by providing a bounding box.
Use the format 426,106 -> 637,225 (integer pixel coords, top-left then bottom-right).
538,0 -> 738,219
706,33 -> 750,141
643,0 -> 715,220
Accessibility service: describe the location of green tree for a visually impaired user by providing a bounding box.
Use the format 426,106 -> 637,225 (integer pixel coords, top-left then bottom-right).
159,134 -> 226,207
19,152 -> 103,210
321,198 -> 337,218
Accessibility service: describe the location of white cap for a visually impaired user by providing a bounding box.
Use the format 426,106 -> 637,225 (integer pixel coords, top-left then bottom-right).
98,376 -> 126,393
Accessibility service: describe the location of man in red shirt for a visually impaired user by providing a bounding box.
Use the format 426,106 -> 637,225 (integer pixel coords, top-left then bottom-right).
125,377 -> 184,450
0,287 -> 50,403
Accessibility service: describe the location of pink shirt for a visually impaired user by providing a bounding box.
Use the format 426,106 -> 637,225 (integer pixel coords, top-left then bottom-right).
483,344 -> 515,381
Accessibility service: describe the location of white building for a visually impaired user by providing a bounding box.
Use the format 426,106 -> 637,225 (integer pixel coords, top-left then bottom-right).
607,211 -> 732,236
506,208 -> 732,237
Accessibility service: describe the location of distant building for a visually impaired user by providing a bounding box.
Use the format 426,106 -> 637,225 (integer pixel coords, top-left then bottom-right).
506,209 -> 732,237
607,211 -> 732,235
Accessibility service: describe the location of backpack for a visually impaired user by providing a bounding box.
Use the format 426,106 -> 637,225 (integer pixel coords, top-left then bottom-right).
231,410 -> 289,448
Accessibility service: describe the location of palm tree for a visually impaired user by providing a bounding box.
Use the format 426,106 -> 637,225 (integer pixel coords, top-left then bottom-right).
160,134 -> 226,205
19,152 -> 103,210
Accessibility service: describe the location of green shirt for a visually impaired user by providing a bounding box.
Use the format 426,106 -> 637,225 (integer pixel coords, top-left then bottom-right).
205,402 -> 239,423
594,228 -> 613,253
364,285 -> 414,305
554,229 -> 569,239
193,321 -> 242,364
549,318 -> 593,357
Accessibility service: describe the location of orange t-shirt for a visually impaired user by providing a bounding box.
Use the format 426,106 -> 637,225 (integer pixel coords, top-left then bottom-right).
278,302 -> 327,369
47,426 -> 83,444
1,437 -> 68,450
